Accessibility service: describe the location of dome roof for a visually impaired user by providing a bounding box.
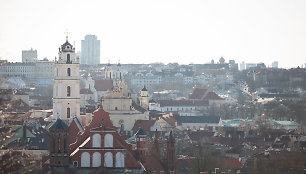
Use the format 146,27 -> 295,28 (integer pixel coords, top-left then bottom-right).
141,86 -> 147,91
61,40 -> 73,52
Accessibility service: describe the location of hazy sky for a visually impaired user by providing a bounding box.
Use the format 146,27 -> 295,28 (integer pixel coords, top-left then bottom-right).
0,0 -> 306,68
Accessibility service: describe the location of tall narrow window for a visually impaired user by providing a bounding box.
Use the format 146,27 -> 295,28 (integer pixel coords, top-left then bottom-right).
56,68 -> 58,76
67,68 -> 71,76
67,107 -> 70,118
67,86 -> 71,97
67,54 -> 70,63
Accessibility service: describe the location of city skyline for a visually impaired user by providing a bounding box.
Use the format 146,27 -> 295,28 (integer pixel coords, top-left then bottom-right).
1,0 -> 306,68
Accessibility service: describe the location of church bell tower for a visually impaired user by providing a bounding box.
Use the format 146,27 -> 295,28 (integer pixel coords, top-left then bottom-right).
53,37 -> 80,120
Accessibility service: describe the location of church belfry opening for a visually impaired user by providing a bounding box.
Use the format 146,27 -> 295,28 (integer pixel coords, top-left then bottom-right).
67,68 -> 71,76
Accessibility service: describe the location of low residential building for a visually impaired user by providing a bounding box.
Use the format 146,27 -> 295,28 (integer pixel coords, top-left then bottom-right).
131,72 -> 162,88
159,99 -> 209,112
131,120 -> 162,135
189,87 -> 225,107
178,116 -> 221,131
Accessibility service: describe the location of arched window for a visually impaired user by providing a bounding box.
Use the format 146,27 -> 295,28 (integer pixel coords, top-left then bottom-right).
81,152 -> 90,167
67,86 -> 71,97
67,107 -> 70,118
104,134 -> 113,147
92,152 -> 101,167
92,134 -> 101,147
115,152 -> 125,168
104,152 -> 113,167
67,68 -> 71,76
67,54 -> 70,63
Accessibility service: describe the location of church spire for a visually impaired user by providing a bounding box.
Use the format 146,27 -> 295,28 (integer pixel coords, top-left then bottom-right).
65,30 -> 70,41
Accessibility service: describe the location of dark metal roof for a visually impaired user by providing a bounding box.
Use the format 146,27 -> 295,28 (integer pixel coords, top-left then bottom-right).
61,40 -> 73,51
141,86 -> 147,91
135,128 -> 146,136
178,116 -> 220,123
49,118 -> 68,130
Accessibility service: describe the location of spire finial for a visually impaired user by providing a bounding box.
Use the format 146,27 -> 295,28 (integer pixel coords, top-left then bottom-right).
64,30 -> 70,41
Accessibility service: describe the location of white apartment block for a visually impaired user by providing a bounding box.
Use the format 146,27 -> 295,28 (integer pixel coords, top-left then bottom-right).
0,60 -> 54,79
131,72 -> 161,88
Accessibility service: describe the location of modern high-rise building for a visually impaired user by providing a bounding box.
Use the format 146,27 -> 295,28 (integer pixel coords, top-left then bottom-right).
22,48 -> 37,62
272,61 -> 278,68
81,35 -> 100,65
240,61 -> 246,71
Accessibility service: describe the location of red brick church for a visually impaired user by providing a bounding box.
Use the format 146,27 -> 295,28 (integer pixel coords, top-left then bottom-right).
49,108 -> 176,173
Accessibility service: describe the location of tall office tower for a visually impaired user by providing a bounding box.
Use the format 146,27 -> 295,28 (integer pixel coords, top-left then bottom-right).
22,48 -> 37,62
240,61 -> 246,71
81,35 -> 100,65
272,61 -> 278,68
53,38 -> 80,120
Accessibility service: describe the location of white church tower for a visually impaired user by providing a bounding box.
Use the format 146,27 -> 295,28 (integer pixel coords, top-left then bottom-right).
140,86 -> 149,109
53,37 -> 80,120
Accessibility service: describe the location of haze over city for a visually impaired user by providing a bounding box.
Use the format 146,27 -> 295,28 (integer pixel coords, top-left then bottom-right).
1,0 -> 306,68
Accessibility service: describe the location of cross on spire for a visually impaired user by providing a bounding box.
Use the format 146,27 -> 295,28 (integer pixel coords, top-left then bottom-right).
64,30 -> 70,41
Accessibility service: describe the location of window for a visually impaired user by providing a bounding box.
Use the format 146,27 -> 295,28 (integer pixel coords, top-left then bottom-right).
81,152 -> 90,167
92,152 -> 101,167
67,108 -> 70,118
104,134 -> 113,147
92,134 -> 101,147
115,107 -> 118,110
67,86 -> 71,96
67,68 -> 71,76
115,152 -> 125,168
73,161 -> 78,167
67,54 -> 71,63
104,152 -> 113,167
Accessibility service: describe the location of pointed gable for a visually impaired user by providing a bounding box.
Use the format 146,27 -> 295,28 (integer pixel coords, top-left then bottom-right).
131,120 -> 157,132
69,117 -> 85,145
69,109 -> 115,152
49,118 -> 68,130
204,92 -> 224,100
189,88 -> 208,100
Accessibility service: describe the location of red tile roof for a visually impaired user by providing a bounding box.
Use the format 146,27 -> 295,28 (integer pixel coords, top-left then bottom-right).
189,88 -> 208,100
131,120 -> 156,132
94,79 -> 113,91
7,99 -> 41,113
188,88 -> 224,100
80,88 -> 93,94
204,92 -> 224,100
161,115 -> 177,127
